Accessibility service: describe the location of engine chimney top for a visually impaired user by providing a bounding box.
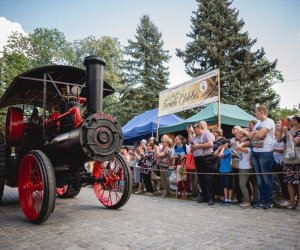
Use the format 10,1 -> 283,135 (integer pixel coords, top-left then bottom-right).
83,56 -> 106,67
83,55 -> 106,115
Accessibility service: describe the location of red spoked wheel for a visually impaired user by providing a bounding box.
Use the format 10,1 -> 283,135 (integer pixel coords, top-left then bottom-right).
18,150 -> 56,224
56,185 -> 81,198
93,153 -> 132,209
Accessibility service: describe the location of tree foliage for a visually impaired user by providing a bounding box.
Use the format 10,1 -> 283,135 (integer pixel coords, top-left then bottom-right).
177,0 -> 283,113
117,15 -> 171,125
270,107 -> 299,121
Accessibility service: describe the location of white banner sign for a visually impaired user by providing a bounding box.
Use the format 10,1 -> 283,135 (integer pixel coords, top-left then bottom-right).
158,69 -> 219,117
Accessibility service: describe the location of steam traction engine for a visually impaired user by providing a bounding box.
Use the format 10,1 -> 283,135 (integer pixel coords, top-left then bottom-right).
0,56 -> 132,224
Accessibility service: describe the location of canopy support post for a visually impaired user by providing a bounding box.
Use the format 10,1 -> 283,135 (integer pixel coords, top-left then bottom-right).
42,73 -> 47,141
156,117 -> 160,142
217,69 -> 221,128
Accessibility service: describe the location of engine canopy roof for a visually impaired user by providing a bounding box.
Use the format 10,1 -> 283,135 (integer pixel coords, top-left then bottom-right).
0,65 -> 114,109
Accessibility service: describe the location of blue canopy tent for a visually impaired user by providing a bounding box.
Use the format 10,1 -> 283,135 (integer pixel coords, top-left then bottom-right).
122,108 -> 183,145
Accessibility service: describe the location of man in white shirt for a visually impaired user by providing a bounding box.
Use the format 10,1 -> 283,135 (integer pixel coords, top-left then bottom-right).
249,105 -> 275,209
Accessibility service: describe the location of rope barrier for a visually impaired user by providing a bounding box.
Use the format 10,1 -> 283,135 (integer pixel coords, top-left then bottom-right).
131,164 -> 299,176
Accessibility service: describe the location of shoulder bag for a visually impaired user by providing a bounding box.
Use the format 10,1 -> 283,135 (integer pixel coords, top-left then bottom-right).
185,153 -> 196,171
283,135 -> 300,165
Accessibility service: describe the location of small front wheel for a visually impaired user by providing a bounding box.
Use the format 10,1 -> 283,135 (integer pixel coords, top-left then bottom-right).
92,153 -> 132,209
18,150 -> 56,224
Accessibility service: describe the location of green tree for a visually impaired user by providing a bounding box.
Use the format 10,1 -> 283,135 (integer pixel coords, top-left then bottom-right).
0,32 -> 32,132
70,36 -> 125,116
0,32 -> 31,90
177,0 -> 283,113
119,15 -> 171,124
270,107 -> 299,121
0,52 -> 30,92
29,28 -> 73,66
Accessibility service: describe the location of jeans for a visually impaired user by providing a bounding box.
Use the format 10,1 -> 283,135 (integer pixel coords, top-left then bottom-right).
251,151 -> 274,203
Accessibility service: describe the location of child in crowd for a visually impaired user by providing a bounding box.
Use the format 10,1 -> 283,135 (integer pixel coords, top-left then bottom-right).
171,135 -> 190,198
215,139 -> 233,205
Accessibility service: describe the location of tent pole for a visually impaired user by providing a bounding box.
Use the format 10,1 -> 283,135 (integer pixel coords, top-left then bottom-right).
217,69 -> 221,128
156,117 -> 160,142
218,69 -> 221,128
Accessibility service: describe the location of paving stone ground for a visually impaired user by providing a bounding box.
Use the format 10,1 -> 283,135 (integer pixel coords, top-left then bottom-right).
0,186 -> 299,250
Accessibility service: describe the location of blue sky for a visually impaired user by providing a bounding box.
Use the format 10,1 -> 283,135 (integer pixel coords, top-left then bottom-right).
0,0 -> 299,109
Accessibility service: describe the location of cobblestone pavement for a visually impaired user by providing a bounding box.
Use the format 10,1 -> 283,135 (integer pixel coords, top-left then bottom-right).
0,186 -> 299,250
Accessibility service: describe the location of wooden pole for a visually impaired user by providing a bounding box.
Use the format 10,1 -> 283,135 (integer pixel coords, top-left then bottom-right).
217,69 -> 221,128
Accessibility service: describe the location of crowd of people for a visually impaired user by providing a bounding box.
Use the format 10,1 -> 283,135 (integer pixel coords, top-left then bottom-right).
121,105 -> 300,211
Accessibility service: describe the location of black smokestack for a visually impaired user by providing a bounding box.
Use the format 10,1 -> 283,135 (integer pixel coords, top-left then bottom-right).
83,56 -> 106,115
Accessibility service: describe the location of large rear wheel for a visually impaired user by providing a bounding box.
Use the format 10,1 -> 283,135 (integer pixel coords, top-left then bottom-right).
93,153 -> 132,209
18,150 -> 56,224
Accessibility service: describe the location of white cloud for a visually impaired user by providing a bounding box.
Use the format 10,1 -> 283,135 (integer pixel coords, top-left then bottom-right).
0,17 -> 26,52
